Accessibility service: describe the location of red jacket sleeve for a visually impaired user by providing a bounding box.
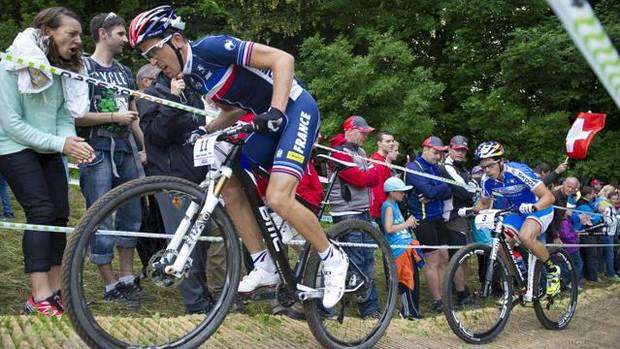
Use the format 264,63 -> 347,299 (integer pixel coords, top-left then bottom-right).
332,151 -> 380,188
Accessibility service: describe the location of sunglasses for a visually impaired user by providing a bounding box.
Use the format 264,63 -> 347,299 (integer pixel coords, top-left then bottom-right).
102,12 -> 118,26
141,35 -> 173,60
480,160 -> 500,170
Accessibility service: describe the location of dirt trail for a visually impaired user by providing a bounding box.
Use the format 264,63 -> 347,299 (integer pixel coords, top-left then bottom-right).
1,283 -> 618,348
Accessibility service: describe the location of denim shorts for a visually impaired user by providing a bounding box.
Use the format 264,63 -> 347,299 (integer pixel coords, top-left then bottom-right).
80,149 -> 141,265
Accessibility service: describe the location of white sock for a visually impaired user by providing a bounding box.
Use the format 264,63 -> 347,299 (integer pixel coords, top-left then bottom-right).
119,275 -> 135,285
319,244 -> 342,266
251,249 -> 276,274
105,281 -> 119,293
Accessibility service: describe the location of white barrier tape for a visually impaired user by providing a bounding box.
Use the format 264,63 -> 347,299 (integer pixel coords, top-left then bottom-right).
0,221 -> 218,242
0,51 -> 220,120
2,221 -> 618,249
553,205 -> 603,216
314,145 -> 478,193
547,0 -> 620,108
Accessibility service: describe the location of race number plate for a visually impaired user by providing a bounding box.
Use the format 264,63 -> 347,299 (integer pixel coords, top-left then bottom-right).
193,135 -> 217,167
475,210 -> 498,230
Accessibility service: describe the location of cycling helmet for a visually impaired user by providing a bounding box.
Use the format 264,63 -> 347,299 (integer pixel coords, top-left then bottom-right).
129,6 -> 185,48
474,141 -> 504,161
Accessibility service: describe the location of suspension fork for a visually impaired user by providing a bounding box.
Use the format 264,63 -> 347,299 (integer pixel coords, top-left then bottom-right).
160,145 -> 240,278
483,235 -> 501,297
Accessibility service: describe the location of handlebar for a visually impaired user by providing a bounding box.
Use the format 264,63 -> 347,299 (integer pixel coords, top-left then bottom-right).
463,205 -> 538,218
215,122 -> 256,141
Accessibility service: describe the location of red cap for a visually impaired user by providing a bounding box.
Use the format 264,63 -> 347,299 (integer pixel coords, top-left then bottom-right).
343,115 -> 374,133
449,135 -> 469,151
422,136 -> 448,151
590,179 -> 602,186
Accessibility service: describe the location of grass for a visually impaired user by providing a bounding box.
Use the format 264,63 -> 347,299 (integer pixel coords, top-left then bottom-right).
1,183 -> 618,329
0,186 -> 86,314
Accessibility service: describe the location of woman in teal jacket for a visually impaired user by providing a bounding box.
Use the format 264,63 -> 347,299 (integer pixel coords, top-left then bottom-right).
0,7 -> 93,317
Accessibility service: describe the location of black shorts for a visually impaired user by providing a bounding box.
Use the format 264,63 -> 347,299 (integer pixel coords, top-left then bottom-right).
414,217 -> 466,254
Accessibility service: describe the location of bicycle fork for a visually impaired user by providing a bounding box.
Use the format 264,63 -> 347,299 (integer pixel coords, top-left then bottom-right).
483,237 -> 501,297
154,166 -> 233,279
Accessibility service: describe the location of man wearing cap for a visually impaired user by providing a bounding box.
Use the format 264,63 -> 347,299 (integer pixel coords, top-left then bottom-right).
370,131 -> 395,231
590,179 -> 603,195
405,136 -> 453,313
439,136 -> 476,304
440,136 -> 476,241
327,115 -> 382,319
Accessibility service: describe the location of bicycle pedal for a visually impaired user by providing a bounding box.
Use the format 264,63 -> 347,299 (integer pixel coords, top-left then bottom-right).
238,286 -> 278,301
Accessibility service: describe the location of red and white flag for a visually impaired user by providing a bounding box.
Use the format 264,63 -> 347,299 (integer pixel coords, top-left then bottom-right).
565,112 -> 606,160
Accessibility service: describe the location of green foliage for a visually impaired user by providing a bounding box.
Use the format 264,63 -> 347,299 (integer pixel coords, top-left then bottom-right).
0,0 -> 617,180
298,32 -> 443,154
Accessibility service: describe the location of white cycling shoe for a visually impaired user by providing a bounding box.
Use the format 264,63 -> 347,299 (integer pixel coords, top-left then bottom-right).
322,248 -> 349,308
238,267 -> 280,293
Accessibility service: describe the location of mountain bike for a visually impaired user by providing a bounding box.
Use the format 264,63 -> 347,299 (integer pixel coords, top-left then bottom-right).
442,208 -> 578,344
62,123 -> 397,348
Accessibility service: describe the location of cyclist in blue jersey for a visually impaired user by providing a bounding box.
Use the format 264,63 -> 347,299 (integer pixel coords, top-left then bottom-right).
459,141 -> 561,296
128,6 -> 348,308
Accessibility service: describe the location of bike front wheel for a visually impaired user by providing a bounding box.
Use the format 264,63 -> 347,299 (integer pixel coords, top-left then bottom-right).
303,219 -> 397,349
442,243 -> 514,344
61,176 -> 241,348
533,247 -> 578,330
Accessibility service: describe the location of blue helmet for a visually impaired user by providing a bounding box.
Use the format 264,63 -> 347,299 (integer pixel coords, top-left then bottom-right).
129,6 -> 185,47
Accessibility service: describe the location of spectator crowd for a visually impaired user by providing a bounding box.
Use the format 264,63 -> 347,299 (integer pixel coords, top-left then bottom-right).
0,6 -> 618,321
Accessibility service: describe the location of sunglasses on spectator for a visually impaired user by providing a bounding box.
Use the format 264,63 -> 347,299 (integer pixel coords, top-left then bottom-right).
102,12 -> 118,26
141,35 -> 173,60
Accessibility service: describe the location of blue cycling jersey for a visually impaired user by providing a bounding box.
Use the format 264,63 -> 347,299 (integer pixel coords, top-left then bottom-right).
183,35 -> 305,114
182,34 -> 320,181
481,162 -> 543,208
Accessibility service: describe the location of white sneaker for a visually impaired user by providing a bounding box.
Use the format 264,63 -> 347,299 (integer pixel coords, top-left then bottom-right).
238,267 -> 280,293
322,248 -> 349,308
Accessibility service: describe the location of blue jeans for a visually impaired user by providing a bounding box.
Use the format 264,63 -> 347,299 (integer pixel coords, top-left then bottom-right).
80,149 -> 141,265
0,174 -> 13,215
333,212 -> 379,317
599,236 -> 616,277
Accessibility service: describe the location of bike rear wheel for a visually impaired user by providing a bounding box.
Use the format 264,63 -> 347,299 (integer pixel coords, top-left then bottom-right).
61,176 -> 241,348
533,248 -> 578,330
443,243 -> 513,344
303,219 -> 397,349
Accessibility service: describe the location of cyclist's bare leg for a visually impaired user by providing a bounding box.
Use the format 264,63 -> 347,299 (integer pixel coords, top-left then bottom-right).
518,219 -> 549,262
221,175 -> 265,254
265,172 -> 329,252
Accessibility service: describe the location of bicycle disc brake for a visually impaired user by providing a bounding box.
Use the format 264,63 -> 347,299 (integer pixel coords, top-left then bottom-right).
346,260 -> 372,303
146,249 -> 177,287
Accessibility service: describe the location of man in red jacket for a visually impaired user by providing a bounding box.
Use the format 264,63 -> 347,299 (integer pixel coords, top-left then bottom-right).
327,115 -> 382,319
370,131 -> 395,230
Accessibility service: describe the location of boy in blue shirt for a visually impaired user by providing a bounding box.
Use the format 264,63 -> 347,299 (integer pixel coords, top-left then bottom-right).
381,177 -> 424,319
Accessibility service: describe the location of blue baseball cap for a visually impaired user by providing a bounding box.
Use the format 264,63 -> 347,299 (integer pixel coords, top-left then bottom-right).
383,177 -> 413,192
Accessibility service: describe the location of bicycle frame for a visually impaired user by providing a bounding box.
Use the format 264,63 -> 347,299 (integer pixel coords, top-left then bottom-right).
156,134 -> 345,301
483,213 -> 540,303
